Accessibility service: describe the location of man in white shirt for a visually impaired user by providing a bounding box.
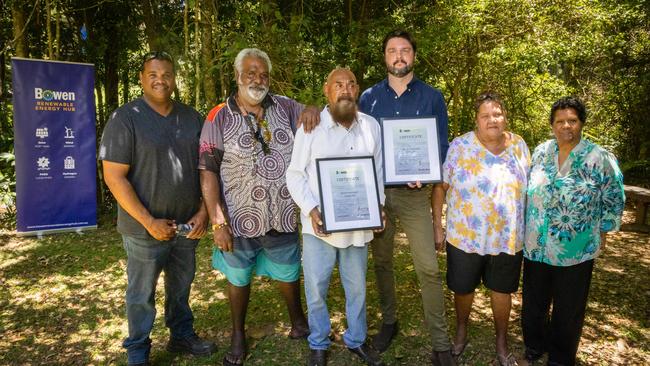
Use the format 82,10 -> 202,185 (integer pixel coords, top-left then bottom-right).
286,68 -> 385,366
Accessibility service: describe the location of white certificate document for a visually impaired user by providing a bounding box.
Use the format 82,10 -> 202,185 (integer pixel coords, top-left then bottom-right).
381,117 -> 443,185
393,126 -> 431,175
330,165 -> 371,222
316,156 -> 382,233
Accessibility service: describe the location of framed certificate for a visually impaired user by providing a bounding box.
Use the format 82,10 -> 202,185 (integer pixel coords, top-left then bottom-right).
315,156 -> 383,233
380,116 -> 443,185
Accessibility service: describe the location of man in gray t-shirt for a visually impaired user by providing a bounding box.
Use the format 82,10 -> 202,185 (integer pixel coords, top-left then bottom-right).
99,51 -> 215,366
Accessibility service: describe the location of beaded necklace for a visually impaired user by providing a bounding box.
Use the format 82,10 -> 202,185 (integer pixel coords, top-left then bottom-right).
236,95 -> 271,155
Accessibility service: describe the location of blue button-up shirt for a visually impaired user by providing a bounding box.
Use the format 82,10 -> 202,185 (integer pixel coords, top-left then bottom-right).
358,77 -> 450,161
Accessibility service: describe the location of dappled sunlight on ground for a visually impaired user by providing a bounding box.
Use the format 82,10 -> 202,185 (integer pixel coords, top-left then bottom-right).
0,205 -> 648,365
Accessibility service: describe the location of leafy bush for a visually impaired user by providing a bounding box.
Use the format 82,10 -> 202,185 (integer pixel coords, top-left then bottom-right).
0,151 -> 16,229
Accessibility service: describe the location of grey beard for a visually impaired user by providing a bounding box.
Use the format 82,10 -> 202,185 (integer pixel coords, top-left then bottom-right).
388,63 -> 413,77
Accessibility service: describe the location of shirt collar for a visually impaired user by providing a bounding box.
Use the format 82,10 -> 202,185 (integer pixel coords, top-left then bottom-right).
552,137 -> 587,155
382,75 -> 420,92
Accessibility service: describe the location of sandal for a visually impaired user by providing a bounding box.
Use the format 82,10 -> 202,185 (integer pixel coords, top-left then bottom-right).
288,327 -> 310,340
223,351 -> 246,366
451,340 -> 468,359
496,353 -> 519,366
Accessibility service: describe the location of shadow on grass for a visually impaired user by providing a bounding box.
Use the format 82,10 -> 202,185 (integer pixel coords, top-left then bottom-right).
0,225 -> 126,364
1,210 -> 648,365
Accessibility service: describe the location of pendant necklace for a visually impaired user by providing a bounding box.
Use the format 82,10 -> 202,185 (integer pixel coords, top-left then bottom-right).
236,95 -> 271,155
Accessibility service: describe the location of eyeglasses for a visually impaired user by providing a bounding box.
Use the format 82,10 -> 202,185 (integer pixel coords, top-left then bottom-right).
143,51 -> 173,63
141,51 -> 175,72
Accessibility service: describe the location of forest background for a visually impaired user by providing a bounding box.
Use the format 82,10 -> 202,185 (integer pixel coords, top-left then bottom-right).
0,1 -> 649,365
1,0 -> 650,225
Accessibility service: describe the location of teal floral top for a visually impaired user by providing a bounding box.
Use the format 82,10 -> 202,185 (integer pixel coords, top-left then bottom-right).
524,138 -> 625,266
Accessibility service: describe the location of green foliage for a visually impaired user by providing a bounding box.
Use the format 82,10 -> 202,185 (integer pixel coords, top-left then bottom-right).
0,151 -> 15,228
1,0 -> 649,227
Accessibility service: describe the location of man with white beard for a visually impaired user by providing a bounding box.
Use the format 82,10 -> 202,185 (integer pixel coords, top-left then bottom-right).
199,48 -> 314,366
286,68 -> 386,366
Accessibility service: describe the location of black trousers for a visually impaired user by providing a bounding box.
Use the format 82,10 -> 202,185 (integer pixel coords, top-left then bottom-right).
521,258 -> 594,366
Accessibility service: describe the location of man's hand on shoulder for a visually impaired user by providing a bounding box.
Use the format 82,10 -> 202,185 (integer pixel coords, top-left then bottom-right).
298,105 -> 321,133
145,217 -> 176,241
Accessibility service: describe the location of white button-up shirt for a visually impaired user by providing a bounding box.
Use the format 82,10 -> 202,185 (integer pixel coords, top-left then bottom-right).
286,107 -> 385,248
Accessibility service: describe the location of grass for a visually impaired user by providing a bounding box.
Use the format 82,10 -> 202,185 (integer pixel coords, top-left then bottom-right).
0,207 -> 649,365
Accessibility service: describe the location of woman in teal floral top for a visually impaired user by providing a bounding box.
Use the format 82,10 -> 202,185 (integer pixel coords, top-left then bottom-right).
520,97 -> 625,366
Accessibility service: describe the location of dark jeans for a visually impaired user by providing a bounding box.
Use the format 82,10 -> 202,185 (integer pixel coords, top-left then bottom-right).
521,258 -> 594,366
121,235 -> 198,364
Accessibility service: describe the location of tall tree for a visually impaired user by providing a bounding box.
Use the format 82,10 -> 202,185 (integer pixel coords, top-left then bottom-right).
45,0 -> 53,58
141,0 -> 162,51
11,0 -> 29,57
200,0 -> 216,105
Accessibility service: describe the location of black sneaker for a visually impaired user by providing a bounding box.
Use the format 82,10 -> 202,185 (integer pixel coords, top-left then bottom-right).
372,321 -> 398,353
308,349 -> 328,366
166,334 -> 217,357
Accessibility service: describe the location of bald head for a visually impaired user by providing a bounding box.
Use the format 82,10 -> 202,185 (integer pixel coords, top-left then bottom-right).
324,68 -> 359,105
324,67 -> 359,125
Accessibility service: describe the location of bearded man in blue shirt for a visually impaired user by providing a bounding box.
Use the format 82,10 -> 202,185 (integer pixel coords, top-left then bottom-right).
358,30 -> 455,366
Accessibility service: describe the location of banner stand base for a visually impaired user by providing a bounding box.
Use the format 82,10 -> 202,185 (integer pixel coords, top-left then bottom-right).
16,225 -> 98,237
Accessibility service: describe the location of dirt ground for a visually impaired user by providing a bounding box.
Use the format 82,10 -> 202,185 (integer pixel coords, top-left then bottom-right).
0,205 -> 648,365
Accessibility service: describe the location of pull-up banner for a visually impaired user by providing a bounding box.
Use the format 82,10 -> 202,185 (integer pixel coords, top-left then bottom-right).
12,58 -> 97,235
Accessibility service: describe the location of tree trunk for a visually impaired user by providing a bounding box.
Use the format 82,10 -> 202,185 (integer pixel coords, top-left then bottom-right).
95,83 -> 105,128
0,53 -> 5,100
46,0 -> 53,58
104,46 -> 119,125
200,0 -> 216,106
55,3 -> 60,59
194,0 -> 201,110
346,0 -> 369,90
141,0 -> 162,51
214,1 -> 227,100
121,62 -> 129,105
11,0 -> 29,58
184,1 -> 189,57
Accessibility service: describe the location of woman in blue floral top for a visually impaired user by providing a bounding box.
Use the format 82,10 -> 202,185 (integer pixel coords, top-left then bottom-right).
520,97 -> 625,366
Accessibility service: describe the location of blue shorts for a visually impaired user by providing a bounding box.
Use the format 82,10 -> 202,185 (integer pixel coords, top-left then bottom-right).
212,230 -> 301,286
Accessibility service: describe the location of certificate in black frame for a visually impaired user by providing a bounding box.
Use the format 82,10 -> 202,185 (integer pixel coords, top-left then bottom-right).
380,116 -> 443,185
315,155 -> 383,233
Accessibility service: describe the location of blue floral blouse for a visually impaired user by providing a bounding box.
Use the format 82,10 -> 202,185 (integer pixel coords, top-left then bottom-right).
524,138 -> 625,266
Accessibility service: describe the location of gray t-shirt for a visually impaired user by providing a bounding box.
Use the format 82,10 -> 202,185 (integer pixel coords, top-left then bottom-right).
99,97 -> 203,239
